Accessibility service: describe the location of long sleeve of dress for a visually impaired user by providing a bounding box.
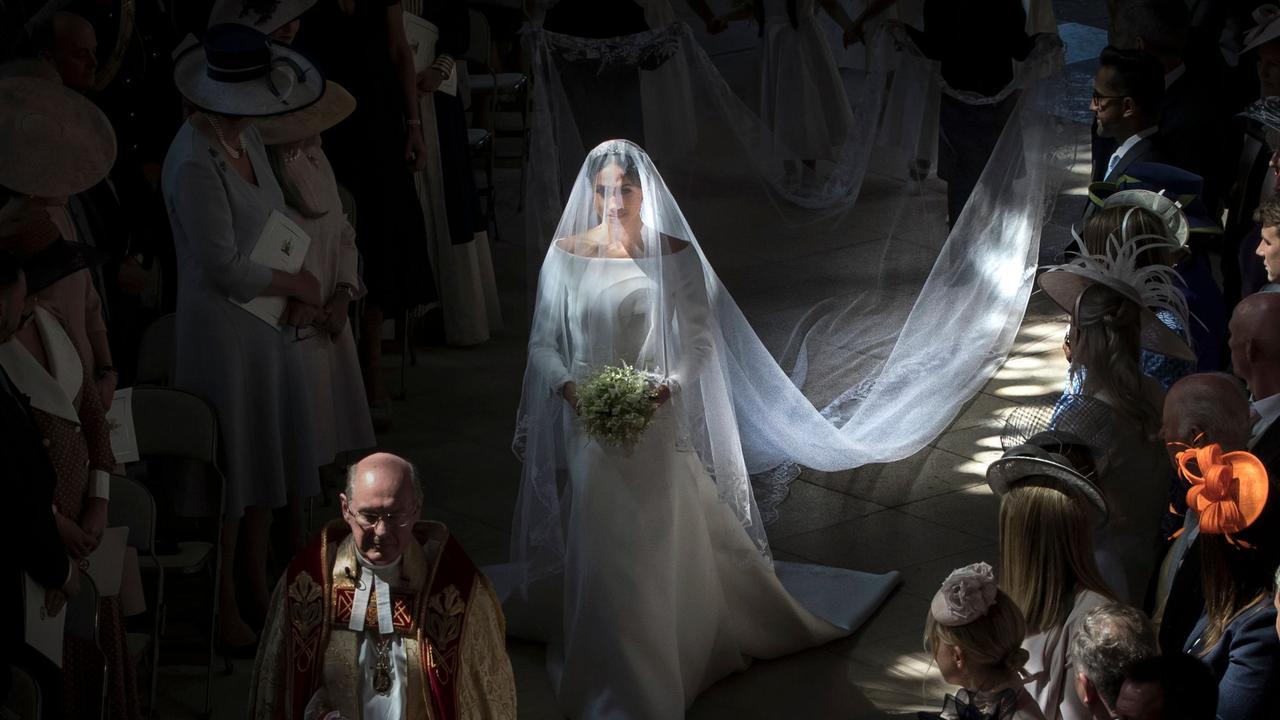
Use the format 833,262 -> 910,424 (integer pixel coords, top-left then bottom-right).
668,252 -> 715,390
169,158 -> 274,303
527,253 -> 573,395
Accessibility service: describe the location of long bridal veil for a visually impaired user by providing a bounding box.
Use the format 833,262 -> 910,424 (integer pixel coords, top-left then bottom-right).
514,12 -> 1079,584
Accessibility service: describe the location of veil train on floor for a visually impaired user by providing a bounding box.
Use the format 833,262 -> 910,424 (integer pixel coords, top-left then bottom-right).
521,11 -> 1078,521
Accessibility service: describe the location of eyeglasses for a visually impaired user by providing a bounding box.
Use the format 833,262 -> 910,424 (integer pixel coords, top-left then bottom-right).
344,504 -> 417,530
1090,91 -> 1126,108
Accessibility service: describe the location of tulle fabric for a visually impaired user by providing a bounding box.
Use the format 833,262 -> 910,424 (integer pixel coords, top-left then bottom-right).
515,18 -> 1076,584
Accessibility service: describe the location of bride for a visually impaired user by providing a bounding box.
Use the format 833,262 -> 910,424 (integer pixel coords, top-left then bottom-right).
504,140 -> 897,718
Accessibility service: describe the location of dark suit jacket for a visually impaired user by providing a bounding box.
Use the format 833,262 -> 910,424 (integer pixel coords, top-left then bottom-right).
1161,67 -> 1238,213
0,365 -> 70,654
1099,131 -> 1171,183
1183,599 -> 1280,720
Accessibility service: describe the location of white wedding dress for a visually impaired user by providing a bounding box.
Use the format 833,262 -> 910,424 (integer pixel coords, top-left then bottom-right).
498,241 -> 896,719
498,141 -> 902,718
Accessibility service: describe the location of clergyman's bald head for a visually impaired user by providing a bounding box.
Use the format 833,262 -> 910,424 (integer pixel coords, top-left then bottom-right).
346,452 -> 423,505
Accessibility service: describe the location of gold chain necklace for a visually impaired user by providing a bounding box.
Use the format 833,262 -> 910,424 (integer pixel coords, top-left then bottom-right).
205,114 -> 243,159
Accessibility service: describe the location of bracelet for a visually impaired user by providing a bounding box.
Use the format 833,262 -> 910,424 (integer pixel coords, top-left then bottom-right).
406,118 -> 422,127
335,283 -> 357,299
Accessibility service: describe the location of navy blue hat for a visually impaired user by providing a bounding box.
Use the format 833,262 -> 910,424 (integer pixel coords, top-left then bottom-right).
1088,162 -> 1221,237
172,23 -> 323,117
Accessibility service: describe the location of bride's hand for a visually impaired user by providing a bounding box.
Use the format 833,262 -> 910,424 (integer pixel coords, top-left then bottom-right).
561,381 -> 579,414
651,384 -> 671,407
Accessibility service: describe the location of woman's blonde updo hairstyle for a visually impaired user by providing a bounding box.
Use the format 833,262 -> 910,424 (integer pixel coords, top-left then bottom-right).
924,588 -> 1032,675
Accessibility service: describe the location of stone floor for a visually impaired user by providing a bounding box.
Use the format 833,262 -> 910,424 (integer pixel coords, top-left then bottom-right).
146,4 -> 1107,718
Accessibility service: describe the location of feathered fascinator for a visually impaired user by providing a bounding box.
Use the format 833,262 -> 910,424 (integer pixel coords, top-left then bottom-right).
1175,443 -> 1270,547
1039,210 -> 1194,361
930,563 -> 999,627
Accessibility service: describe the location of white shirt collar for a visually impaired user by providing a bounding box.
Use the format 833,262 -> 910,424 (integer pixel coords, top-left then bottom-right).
1108,126 -> 1158,175
1165,63 -> 1186,89
1250,393 -> 1280,445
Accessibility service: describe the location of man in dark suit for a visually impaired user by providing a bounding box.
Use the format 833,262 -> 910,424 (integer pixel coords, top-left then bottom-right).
1112,0 -> 1235,213
0,250 -> 76,719
1091,46 -> 1169,184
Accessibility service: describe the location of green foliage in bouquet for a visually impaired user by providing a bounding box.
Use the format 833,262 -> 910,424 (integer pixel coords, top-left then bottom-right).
577,363 -> 658,449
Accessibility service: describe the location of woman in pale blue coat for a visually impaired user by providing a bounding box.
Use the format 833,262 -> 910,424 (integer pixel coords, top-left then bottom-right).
161,24 -> 328,651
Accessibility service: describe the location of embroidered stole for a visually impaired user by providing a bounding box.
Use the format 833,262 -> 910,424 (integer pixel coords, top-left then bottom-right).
282,521 -> 482,720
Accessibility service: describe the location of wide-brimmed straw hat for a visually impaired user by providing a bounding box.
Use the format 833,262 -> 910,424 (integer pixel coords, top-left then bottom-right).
255,81 -> 355,145
207,0 -> 317,35
172,23 -> 323,118
987,433 -> 1109,520
1038,266 -> 1195,361
0,78 -> 116,197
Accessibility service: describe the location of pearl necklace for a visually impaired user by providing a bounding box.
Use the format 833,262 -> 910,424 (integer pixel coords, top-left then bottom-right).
206,114 -> 243,159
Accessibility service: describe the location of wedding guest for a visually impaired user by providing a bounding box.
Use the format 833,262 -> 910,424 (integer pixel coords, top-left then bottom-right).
988,434 -> 1117,720
28,8 -> 170,386
1226,96 -> 1280,300
0,250 -> 75,720
258,81 -> 377,537
1082,165 -> 1226,375
1253,193 -> 1280,287
28,10 -> 97,93
0,240 -> 140,719
295,0 -> 437,429
1070,603 -> 1157,720
1113,654 -> 1218,720
405,0 -> 503,347
1091,47 -> 1168,185
1111,0 -> 1234,212
847,0 -> 1036,225
162,24 -> 327,650
1154,373 -> 1251,655
0,76 -> 119,409
1079,205 -> 1192,387
1227,292 -> 1280,452
248,452 -> 516,719
1040,239 -> 1192,603
921,562 -> 1044,719
1175,410 -> 1280,719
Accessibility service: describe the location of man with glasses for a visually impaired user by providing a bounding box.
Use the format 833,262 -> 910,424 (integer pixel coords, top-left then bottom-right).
1091,46 -> 1169,184
250,452 -> 516,720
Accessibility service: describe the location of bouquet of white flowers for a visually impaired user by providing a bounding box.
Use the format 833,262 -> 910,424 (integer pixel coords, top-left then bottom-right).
577,363 -> 662,451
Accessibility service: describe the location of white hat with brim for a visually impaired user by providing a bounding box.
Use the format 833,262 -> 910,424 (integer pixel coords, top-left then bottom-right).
173,23 -> 324,118
1037,268 -> 1195,362
207,0 -> 318,35
1243,5 -> 1280,55
986,445 -> 1109,520
255,81 -> 355,146
0,77 -> 116,197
